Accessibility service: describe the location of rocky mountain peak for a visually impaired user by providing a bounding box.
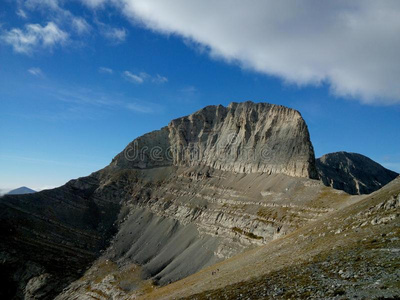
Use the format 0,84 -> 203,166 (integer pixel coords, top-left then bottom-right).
316,151 -> 399,194
2,102 -> 399,299
113,101 -> 318,179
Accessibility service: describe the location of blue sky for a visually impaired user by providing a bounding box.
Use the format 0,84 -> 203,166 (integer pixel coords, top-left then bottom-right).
0,0 -> 399,191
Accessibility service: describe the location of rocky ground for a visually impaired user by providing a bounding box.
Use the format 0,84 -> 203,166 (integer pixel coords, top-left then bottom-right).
143,177 -> 400,299
183,234 -> 400,300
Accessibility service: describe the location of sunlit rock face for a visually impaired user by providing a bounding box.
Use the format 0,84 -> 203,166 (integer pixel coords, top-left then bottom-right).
113,101 -> 318,179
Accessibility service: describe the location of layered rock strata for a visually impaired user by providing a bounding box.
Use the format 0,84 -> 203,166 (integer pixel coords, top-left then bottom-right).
113,102 -> 318,179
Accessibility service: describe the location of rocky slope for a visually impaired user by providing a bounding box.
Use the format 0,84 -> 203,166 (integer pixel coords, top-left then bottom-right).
54,168 -> 352,299
317,151 -> 398,195
144,176 -> 400,299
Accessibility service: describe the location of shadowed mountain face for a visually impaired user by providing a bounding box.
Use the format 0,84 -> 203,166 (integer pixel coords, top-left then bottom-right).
0,102 -> 396,299
316,152 -> 398,195
0,175 -> 121,299
6,187 -> 36,195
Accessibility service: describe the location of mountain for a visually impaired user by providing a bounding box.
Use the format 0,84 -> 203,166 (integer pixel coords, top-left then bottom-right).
0,102 -> 398,299
6,186 -> 36,195
111,102 -> 318,178
317,151 -> 398,195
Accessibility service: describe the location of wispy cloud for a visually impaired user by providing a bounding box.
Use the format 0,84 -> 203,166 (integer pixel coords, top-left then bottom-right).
123,71 -> 168,84
34,83 -> 161,117
24,0 -> 59,11
123,71 -> 145,84
79,0 -> 107,8
102,26 -> 127,43
28,67 -> 43,76
16,8 -> 28,19
125,103 -> 154,113
72,17 -> 91,35
153,74 -> 168,84
98,67 -> 113,74
9,0 -> 92,53
180,86 -> 197,94
1,22 -> 68,54
8,0 -> 129,55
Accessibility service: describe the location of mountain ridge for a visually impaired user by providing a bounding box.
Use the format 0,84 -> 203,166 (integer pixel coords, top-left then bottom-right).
316,151 -> 398,195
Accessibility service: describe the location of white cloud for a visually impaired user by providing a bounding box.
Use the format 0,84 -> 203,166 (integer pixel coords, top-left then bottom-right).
1,22 -> 68,54
80,0 -> 108,8
39,83 -> 160,116
28,67 -> 43,76
99,67 -> 113,74
125,102 -> 153,113
180,86 -> 197,94
116,0 -> 400,105
102,26 -> 127,43
153,74 -> 168,84
123,71 -> 168,84
72,17 -> 91,35
24,0 -> 59,11
123,71 -> 144,83
16,0 -> 92,40
16,8 -> 28,19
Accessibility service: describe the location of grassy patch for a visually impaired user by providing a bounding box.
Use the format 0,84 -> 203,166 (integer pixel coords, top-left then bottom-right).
232,227 -> 263,240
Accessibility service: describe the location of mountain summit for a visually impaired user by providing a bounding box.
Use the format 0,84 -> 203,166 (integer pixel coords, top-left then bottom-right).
6,186 -> 36,195
317,152 -> 398,194
112,101 -> 318,179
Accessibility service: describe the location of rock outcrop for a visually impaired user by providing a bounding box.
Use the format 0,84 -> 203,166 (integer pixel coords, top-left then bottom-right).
146,177 -> 400,300
316,151 -> 398,195
112,102 -> 318,179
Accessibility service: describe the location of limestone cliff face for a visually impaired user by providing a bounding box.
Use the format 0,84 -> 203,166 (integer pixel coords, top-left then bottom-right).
317,152 -> 399,195
113,102 -> 318,179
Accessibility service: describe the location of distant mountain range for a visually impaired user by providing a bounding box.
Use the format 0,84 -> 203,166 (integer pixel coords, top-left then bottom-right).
6,186 -> 36,195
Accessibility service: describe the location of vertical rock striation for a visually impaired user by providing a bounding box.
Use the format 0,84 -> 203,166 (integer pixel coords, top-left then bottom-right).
113,101 -> 318,179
